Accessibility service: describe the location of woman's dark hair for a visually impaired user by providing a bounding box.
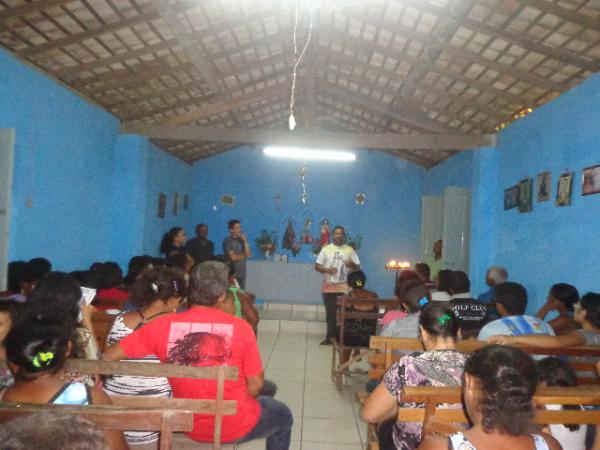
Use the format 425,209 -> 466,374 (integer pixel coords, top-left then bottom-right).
5,313 -> 74,377
449,271 -> 470,294
69,270 -> 98,289
398,281 -> 430,313
465,345 -> 538,435
394,270 -> 420,299
436,269 -> 452,293
160,227 -> 183,254
419,302 -> 459,340
6,261 -> 26,293
166,253 -> 192,272
0,300 -> 23,321
27,258 -> 52,278
26,272 -> 82,324
124,255 -> 154,287
537,357 -> 580,431
130,267 -> 187,308
580,292 -> 600,328
348,270 -> 366,289
94,262 -> 123,290
549,283 -> 579,312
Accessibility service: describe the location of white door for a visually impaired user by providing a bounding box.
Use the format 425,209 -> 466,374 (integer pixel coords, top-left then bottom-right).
441,187 -> 471,272
420,195 -> 443,261
0,129 -> 15,291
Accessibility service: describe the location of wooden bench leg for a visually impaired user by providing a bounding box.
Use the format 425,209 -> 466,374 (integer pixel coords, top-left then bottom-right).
159,411 -> 175,450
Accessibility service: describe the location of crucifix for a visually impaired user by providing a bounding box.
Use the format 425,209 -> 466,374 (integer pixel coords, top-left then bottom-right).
273,193 -> 282,211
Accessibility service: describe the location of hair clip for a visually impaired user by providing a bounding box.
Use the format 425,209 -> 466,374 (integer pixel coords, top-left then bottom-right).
151,283 -> 159,293
418,297 -> 429,306
355,280 -> 363,287
437,313 -> 452,325
32,351 -> 54,368
172,280 -> 178,292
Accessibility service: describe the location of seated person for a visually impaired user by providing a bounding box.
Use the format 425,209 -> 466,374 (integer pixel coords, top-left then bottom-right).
535,283 -> 579,335
419,345 -> 561,450
166,252 -> 195,274
0,411 -> 110,450
220,263 -> 259,334
103,267 -> 186,448
414,263 -> 434,289
2,314 -> 128,450
0,261 -> 27,303
93,262 -> 129,311
477,266 -> 507,304
431,269 -> 452,302
489,292 -> 600,347
380,281 -> 430,338
362,302 -> 465,450
537,357 -> 586,450
448,271 -> 489,339
0,300 -> 22,388
103,261 -> 293,449
477,282 -> 554,340
344,270 -> 379,348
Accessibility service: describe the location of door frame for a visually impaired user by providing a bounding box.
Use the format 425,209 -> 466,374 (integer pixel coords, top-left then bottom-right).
0,128 -> 15,291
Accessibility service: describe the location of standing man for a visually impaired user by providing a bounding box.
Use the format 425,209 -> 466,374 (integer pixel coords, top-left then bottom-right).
425,239 -> 443,280
186,223 -> 214,264
315,226 -> 360,346
223,219 -> 251,289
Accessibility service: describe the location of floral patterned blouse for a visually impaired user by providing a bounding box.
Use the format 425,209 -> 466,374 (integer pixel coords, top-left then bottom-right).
383,349 -> 466,450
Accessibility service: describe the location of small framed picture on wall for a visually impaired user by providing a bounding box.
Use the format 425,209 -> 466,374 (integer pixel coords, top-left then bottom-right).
582,165 -> 600,196
173,193 -> 179,215
158,193 -> 167,218
518,178 -> 533,213
536,172 -> 551,202
504,185 -> 519,211
556,172 -> 573,206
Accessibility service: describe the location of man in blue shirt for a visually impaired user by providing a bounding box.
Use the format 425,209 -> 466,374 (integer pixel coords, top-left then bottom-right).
477,266 -> 508,304
478,281 -> 554,340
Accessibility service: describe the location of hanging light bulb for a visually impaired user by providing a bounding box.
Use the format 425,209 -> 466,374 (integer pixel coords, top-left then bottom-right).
289,113 -> 296,131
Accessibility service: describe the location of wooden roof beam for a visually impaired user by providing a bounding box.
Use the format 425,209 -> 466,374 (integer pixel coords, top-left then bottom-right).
121,123 -> 495,151
521,0 -> 600,30
0,0 -> 72,22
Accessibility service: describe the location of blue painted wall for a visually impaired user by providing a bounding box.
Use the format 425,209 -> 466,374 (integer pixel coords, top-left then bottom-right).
422,73 -> 600,313
1,49 -> 193,272
191,148 -> 424,297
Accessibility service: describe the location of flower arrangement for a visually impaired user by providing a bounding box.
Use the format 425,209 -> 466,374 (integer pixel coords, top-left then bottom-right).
254,230 -> 277,257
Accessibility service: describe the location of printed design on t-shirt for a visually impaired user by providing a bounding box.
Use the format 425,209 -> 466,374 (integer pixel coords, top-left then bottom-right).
166,322 -> 233,366
330,250 -> 346,283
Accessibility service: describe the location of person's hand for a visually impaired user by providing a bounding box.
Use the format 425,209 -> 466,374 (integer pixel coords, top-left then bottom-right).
487,335 -> 512,345
329,267 -> 338,275
345,260 -> 357,269
240,233 -> 248,243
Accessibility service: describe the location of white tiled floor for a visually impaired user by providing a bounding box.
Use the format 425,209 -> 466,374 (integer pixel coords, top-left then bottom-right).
238,322 -> 369,450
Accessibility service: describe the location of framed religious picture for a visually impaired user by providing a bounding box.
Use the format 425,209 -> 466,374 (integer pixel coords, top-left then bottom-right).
173,193 -> 179,215
183,194 -> 189,210
504,185 -> 519,210
536,172 -> 551,202
220,194 -> 235,206
518,178 -> 533,213
582,165 -> 600,196
556,172 -> 573,206
157,193 -> 166,218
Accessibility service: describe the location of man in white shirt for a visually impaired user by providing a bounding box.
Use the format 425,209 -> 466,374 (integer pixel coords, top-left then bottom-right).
315,226 -> 360,346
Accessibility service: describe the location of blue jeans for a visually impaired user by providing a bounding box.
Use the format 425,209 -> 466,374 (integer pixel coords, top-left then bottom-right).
236,396 -> 293,450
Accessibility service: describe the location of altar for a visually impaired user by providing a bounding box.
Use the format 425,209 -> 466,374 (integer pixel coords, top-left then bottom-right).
246,260 -> 324,304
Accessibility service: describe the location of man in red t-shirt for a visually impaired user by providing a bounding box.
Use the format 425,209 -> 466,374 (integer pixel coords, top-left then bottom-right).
103,261 -> 293,448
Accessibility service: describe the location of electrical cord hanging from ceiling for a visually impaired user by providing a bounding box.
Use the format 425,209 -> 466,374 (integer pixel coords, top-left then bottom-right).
289,0 -> 314,131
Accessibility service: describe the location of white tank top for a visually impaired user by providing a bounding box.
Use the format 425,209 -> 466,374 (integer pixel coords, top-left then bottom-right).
448,432 -> 550,450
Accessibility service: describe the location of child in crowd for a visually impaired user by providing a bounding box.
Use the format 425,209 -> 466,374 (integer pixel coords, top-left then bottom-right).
537,357 -> 586,450
104,267 -> 185,448
1,314 -> 128,450
380,281 -> 430,338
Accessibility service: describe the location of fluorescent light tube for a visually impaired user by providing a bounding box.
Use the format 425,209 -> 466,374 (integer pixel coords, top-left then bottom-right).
263,146 -> 356,161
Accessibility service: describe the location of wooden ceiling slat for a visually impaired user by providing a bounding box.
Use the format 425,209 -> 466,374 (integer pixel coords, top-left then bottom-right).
0,0 -> 74,22
521,0 -> 600,30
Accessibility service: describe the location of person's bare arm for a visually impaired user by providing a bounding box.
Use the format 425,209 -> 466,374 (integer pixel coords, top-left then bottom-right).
315,263 -> 336,274
362,382 -> 398,423
345,260 -> 359,270
227,250 -> 245,263
241,234 -> 252,258
535,301 -> 556,320
102,342 -> 128,361
547,316 -> 575,336
89,387 -> 130,450
488,331 -> 585,347
247,372 -> 264,398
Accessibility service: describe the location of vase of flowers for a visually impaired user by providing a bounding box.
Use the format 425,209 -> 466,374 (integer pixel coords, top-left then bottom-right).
255,230 -> 277,258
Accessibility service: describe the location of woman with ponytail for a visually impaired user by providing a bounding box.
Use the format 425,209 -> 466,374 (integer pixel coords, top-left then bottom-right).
159,227 -> 187,257
103,266 -> 186,448
419,345 -> 561,450
363,302 -> 465,450
1,314 -> 128,450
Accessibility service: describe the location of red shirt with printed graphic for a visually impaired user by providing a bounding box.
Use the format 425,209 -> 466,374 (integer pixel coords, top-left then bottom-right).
119,306 -> 262,442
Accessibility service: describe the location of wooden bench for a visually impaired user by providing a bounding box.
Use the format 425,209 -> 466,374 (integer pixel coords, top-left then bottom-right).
330,296 -> 401,389
0,359 -> 238,450
368,336 -> 600,384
